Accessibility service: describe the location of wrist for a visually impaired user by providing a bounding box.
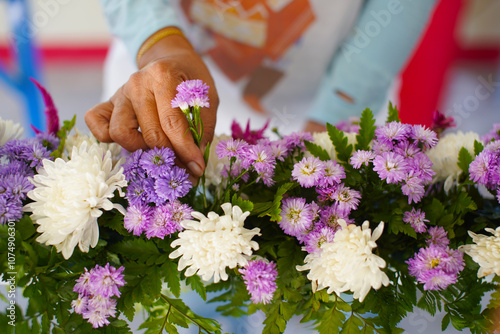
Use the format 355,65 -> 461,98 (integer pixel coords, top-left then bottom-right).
137,27 -> 193,69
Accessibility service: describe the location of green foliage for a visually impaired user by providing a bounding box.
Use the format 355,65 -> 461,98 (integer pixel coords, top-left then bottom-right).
51,115 -> 76,158
327,123 -> 353,164
386,102 -> 400,123
458,146 -> 474,176
355,109 -> 376,151
305,141 -> 331,161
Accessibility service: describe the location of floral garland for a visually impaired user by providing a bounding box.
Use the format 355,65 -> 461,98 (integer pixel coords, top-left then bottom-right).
1,80 -> 500,333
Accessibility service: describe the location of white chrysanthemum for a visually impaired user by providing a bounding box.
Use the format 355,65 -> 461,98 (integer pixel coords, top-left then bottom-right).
205,134 -> 230,187
310,131 -> 358,160
298,219 -> 389,302
426,131 -> 479,192
0,117 -> 24,144
65,129 -> 123,163
169,203 -> 260,283
25,141 -> 127,259
459,227 -> 500,278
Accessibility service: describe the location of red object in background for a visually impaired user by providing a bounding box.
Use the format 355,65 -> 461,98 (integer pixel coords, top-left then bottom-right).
0,45 -> 109,64
398,0 -> 464,127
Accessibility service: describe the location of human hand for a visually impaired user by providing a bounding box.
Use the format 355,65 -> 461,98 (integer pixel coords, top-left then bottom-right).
85,32 -> 218,177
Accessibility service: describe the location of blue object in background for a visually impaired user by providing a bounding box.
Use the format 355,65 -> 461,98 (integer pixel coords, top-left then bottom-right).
0,0 -> 45,136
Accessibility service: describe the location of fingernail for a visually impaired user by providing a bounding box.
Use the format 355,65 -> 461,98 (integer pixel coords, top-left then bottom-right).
188,161 -> 203,177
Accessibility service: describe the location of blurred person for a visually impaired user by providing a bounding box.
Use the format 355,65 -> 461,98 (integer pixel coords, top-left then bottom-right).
85,0 -> 437,178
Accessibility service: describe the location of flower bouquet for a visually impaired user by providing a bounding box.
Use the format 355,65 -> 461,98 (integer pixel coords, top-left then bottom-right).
1,79 -> 500,334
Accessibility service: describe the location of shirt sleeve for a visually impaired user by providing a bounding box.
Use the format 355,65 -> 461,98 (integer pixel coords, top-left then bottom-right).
100,0 -> 181,62
307,0 -> 437,125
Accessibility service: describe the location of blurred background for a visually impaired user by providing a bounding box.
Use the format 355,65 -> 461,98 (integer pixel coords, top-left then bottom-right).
0,0 -> 499,136
0,0 -> 499,333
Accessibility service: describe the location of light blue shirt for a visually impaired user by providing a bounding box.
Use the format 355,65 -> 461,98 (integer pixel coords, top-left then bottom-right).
100,0 -> 436,125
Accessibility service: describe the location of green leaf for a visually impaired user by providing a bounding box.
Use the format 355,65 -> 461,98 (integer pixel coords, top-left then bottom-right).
386,102 -> 400,123
316,305 -> 345,334
161,260 -> 181,298
109,239 -> 160,261
259,182 -> 296,222
203,141 -> 211,166
263,302 -> 287,334
473,139 -> 484,156
441,313 -> 451,331
327,123 -> 353,164
340,315 -> 363,333
457,146 -> 473,175
16,215 -> 36,241
305,141 -> 331,161
186,275 -> 207,301
231,194 -> 254,213
355,108 -> 376,151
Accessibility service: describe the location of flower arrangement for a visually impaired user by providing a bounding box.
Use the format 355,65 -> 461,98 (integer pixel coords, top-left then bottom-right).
1,80 -> 500,334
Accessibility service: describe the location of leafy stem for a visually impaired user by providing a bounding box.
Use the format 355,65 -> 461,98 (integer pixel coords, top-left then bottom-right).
160,293 -> 212,333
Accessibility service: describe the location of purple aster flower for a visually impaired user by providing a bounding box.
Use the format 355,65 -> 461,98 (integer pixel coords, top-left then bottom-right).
87,295 -> 117,317
426,226 -> 449,247
139,147 -> 175,177
373,152 -> 408,184
407,244 -> 450,278
165,200 -> 192,225
318,205 -> 348,231
443,248 -> 465,274
171,79 -> 210,110
155,166 -> 192,202
395,141 -> 421,159
291,156 -> 325,188
334,117 -> 360,133
411,125 -> 438,149
71,295 -> 88,315
0,160 -> 33,177
124,203 -> 153,236
35,132 -> 60,151
231,119 -> 269,145
403,208 -> 428,233
0,195 -> 23,224
350,150 -> 375,169
270,140 -> 288,162
469,150 -> 494,185
82,308 -> 112,329
145,203 -> 182,239
215,138 -> 249,159
304,225 -> 336,254
316,185 -> 337,202
401,173 -> 425,204
375,122 -> 411,145
239,260 -> 277,304
282,132 -> 313,153
243,143 -> 276,173
73,268 -> 93,296
0,174 -> 34,200
256,169 -> 276,187
332,184 -> 361,215
122,149 -> 145,181
89,264 -> 126,298
22,142 -> 51,170
319,160 -> 345,187
418,269 -> 457,291
126,178 -> 153,206
279,197 -> 314,237
481,123 -> 500,143
407,152 -> 435,185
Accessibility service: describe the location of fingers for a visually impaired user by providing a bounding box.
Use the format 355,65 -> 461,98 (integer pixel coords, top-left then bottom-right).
85,101 -> 114,142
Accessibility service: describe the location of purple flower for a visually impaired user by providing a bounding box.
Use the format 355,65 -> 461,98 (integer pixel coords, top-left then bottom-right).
279,197 -> 314,237
71,295 -> 88,315
401,173 -> 425,204
215,138 -> 249,159
418,269 -> 457,291
481,123 -> 500,143
145,203 -> 183,239
0,195 -> 23,224
82,307 -> 113,329
30,78 -> 60,135
304,225 -> 336,254
270,140 -> 288,161
36,132 -> 60,151
426,226 -> 449,247
407,152 -> 435,185
165,200 -> 192,225
155,166 -> 192,202
243,144 -> 276,174
231,119 -> 269,145
123,149 -> 145,181
403,208 -> 428,233
22,142 -> 51,170
318,205 -> 349,231
319,160 -> 345,187
373,152 -> 408,184
350,150 -> 375,169
282,132 -> 313,153
0,174 -> 34,200
171,79 -> 210,110
126,178 -> 153,206
332,184 -> 361,215
375,122 -> 411,145
124,203 -> 153,236
292,157 -> 325,188
431,110 -> 456,134
411,125 -> 438,149
73,269 -> 92,296
139,147 -> 175,177
239,260 -> 277,304
90,264 -> 126,298
469,150 -> 493,185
